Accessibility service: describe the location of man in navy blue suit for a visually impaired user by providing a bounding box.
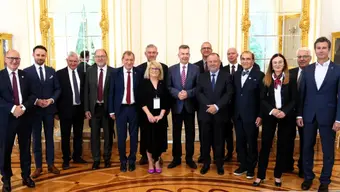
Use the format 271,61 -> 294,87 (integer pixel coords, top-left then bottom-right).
297,37 -> 340,192
0,50 -> 36,192
109,51 -> 142,172
24,45 -> 61,178
167,45 -> 200,169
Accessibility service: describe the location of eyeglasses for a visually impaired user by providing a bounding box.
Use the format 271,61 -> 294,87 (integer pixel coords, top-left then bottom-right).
6,57 -> 21,61
150,67 -> 160,71
297,55 -> 311,59
95,55 -> 106,59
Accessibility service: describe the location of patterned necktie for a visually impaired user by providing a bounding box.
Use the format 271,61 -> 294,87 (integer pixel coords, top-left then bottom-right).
242,70 -> 249,76
72,70 -> 81,104
97,68 -> 103,102
181,65 -> 186,87
12,72 -> 19,105
126,70 -> 131,104
274,73 -> 283,89
297,72 -> 302,90
39,66 -> 44,83
211,73 -> 216,91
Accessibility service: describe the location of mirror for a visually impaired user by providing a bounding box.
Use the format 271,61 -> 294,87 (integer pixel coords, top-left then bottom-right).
0,33 -> 13,70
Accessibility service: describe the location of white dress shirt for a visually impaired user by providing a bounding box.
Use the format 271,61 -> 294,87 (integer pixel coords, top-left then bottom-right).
68,67 -> 81,105
241,67 -> 253,87
315,60 -> 330,90
97,65 -> 107,103
210,70 -> 220,111
228,63 -> 240,74
122,67 -> 135,104
269,73 -> 284,115
8,68 -> 26,113
179,63 -> 188,77
34,63 -> 46,80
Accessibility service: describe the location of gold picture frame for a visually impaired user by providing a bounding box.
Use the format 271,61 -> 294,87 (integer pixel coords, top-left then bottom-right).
0,33 -> 13,70
332,32 -> 340,63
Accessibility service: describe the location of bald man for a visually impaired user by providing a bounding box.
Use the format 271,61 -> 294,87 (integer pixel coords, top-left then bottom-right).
0,50 -> 36,191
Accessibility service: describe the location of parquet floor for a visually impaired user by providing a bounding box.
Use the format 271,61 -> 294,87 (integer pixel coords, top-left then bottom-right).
5,142 -> 340,192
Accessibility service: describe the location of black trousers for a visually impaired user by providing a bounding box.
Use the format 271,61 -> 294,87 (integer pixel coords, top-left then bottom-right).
224,119 -> 234,156
257,115 -> 296,179
91,104 -> 114,162
1,115 -> 32,179
172,108 -> 195,162
59,105 -> 85,162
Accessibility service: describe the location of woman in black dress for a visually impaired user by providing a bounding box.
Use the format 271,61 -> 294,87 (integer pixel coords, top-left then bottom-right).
137,61 -> 169,174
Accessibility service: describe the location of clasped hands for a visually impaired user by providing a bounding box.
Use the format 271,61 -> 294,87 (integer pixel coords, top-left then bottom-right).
147,113 -> 163,123
36,99 -> 53,108
178,90 -> 188,100
271,108 -> 286,119
206,104 -> 217,115
13,105 -> 24,118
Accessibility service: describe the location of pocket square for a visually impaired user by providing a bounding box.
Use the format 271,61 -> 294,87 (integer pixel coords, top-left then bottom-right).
49,75 -> 53,79
21,76 -> 24,78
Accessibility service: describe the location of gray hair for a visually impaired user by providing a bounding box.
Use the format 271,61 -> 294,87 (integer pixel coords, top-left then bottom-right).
296,47 -> 311,56
145,44 -> 157,50
67,51 -> 78,58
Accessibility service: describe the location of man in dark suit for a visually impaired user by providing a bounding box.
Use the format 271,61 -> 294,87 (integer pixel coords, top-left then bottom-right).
233,51 -> 264,179
137,44 -> 169,165
196,53 -> 234,175
167,45 -> 199,169
56,52 -> 87,170
24,45 -> 61,178
77,50 -> 91,73
297,37 -> 340,192
84,49 -> 115,170
0,50 -> 36,192
287,47 -> 311,178
109,51 -> 142,172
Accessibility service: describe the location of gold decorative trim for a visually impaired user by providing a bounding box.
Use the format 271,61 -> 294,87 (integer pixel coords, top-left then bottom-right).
331,32 -> 340,61
40,0 -> 50,66
48,18 -> 56,69
100,0 -> 109,64
278,14 -> 301,53
0,33 -> 13,70
299,0 -> 310,47
241,0 -> 251,51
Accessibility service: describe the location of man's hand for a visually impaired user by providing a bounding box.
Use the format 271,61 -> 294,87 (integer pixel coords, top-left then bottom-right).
276,111 -> 286,119
296,118 -> 304,127
54,114 -> 59,120
85,111 -> 92,119
42,99 -> 53,107
271,109 -> 280,116
255,117 -> 262,127
206,104 -> 217,115
332,121 -> 340,132
180,90 -> 188,99
110,114 -> 116,120
36,99 -> 45,107
13,106 -> 24,118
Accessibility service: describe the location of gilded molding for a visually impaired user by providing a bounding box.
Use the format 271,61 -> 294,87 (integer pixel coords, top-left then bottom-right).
40,0 -> 50,66
100,0 -> 109,64
241,0 -> 251,51
278,14 -> 301,53
0,33 -> 13,70
299,0 -> 310,47
49,18 -> 56,69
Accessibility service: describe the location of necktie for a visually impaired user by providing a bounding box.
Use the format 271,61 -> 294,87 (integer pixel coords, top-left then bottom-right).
231,65 -> 236,75
274,73 -> 283,89
211,73 -> 216,91
242,70 -> 249,76
297,72 -> 302,90
72,70 -> 81,104
97,68 -> 103,102
126,70 -> 131,104
12,72 -> 19,105
204,61 -> 208,72
181,65 -> 186,87
39,66 -> 44,83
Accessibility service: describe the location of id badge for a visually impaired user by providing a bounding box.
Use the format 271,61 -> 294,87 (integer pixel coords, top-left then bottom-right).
153,98 -> 160,109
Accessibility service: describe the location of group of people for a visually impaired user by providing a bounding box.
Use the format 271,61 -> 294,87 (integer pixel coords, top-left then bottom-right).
0,36 -> 339,192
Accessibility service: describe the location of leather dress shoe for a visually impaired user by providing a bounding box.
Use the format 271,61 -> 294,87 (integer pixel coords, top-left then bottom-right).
139,156 -> 148,165
120,163 -> 127,172
198,156 -> 203,163
73,158 -> 87,164
2,178 -> 11,192
92,161 -> 100,170
48,164 -> 60,174
62,162 -> 70,170
104,161 -> 111,168
22,177 -> 35,188
31,168 -> 43,178
217,166 -> 224,175
301,180 -> 313,190
200,164 -> 210,175
129,163 -> 136,172
186,161 -> 197,169
167,160 -> 181,169
252,179 -> 263,187
318,183 -> 329,192
298,170 -> 304,178
274,180 -> 282,187
224,154 -> 232,162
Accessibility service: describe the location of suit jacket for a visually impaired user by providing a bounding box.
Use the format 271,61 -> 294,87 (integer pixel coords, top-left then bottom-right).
298,62 -> 340,125
168,63 -> 200,114
261,76 -> 297,118
56,67 -> 85,119
196,70 -> 234,122
84,64 -> 115,114
77,62 -> 91,74
24,65 -> 61,114
108,67 -> 142,116
233,69 -> 264,122
194,60 -> 223,74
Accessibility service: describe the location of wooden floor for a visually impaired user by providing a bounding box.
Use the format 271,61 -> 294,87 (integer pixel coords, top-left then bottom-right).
5,142 -> 340,192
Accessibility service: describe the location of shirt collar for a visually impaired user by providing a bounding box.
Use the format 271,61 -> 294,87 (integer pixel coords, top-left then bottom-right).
210,70 -> 220,76
68,67 -> 78,73
229,63 -> 239,67
98,64 -> 107,71
180,63 -> 188,68
34,63 -> 45,70
7,67 -> 18,75
316,60 -> 330,67
243,66 -> 253,73
123,66 -> 133,73
272,72 -> 285,80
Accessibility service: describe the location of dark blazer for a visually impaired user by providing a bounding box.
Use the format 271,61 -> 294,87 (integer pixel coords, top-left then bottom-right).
108,67 -> 142,115
56,67 -> 85,119
261,75 -> 297,118
196,70 -> 234,122
77,62 -> 91,73
298,62 -> 340,125
194,60 -> 223,74
233,69 -> 264,122
168,63 -> 200,114
24,65 -> 61,114
84,64 -> 115,114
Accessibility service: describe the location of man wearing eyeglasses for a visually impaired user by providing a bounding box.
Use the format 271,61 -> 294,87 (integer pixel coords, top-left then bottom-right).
286,47 -> 311,178
0,50 -> 37,191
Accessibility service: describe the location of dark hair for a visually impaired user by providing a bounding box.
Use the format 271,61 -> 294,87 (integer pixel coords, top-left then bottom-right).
240,51 -> 255,60
33,45 -> 47,53
264,53 -> 290,87
179,44 -> 190,50
314,36 -> 331,50
80,50 -> 90,58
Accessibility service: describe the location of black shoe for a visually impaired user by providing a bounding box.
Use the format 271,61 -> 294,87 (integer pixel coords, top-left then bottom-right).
301,180 -> 313,190
217,166 -> 224,175
2,178 -> 11,192
233,167 -> 247,176
200,164 -> 210,175
186,161 -> 197,169
252,179 -> 263,187
246,172 -> 254,179
104,160 -> 111,168
62,162 -> 70,170
73,158 -> 87,164
274,180 -> 282,187
224,154 -> 232,162
167,160 -> 181,169
318,183 -> 329,192
120,163 -> 127,172
139,156 -> 148,165
198,156 -> 203,163
22,177 -> 35,188
298,170 -> 304,178
92,161 -> 100,170
128,163 -> 136,172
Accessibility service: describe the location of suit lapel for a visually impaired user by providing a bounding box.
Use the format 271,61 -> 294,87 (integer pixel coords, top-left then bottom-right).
214,71 -> 224,92
18,70 -> 26,97
310,63 -> 318,90
184,64 -> 192,88
64,68 -> 72,91
242,69 -> 254,89
319,62 -> 335,91
133,67 -> 137,89
104,66 -> 111,90
4,69 -> 13,94
175,64 -> 182,88
235,72 -> 242,90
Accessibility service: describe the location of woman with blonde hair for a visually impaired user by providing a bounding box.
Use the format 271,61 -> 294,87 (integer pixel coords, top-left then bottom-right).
253,53 -> 297,187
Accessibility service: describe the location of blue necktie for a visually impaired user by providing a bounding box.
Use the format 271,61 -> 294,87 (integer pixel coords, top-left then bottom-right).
211,73 -> 216,90
72,70 -> 81,104
39,66 -> 44,83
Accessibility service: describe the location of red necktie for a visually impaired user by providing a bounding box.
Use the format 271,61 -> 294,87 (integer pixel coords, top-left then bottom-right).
274,73 -> 283,89
126,70 -> 131,104
97,69 -> 103,102
181,65 -> 186,87
12,72 -> 19,105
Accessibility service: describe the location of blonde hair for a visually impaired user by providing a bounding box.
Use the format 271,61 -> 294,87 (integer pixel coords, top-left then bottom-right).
144,60 -> 164,80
